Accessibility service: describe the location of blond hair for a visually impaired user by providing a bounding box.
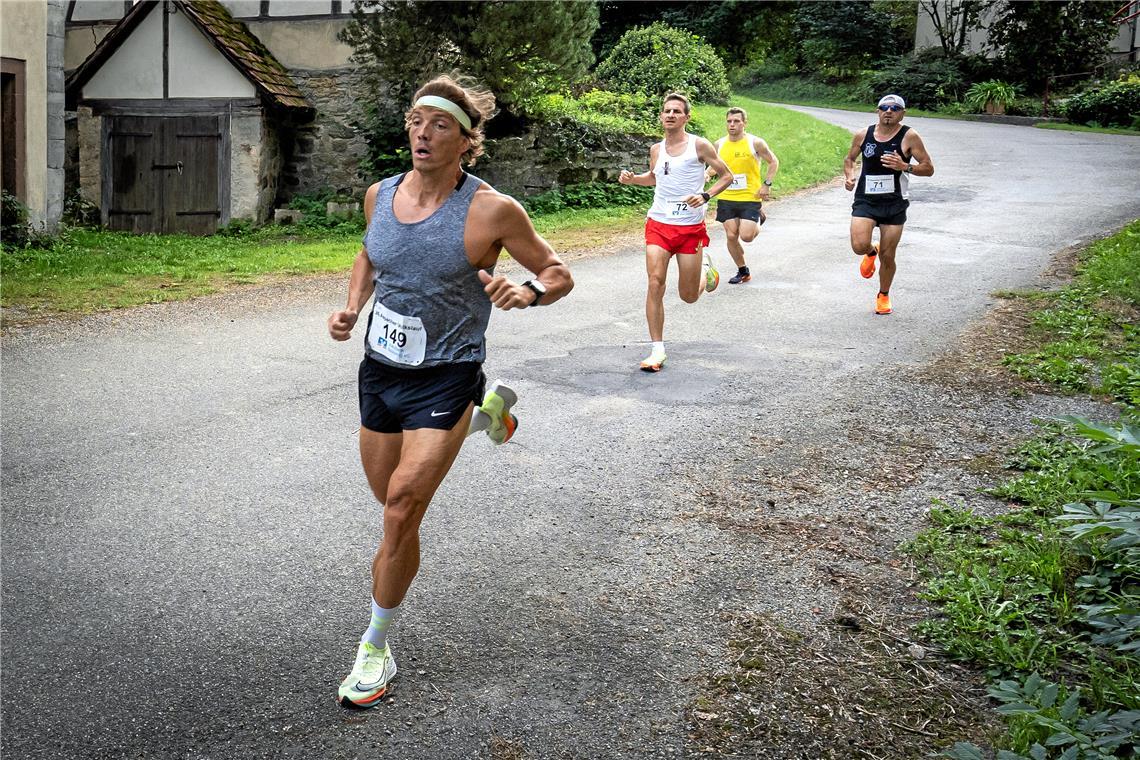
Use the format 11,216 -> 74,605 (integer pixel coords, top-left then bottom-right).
662,92 -> 691,115
405,74 -> 497,166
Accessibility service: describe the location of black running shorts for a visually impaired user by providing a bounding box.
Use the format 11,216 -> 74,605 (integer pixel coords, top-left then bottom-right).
715,199 -> 763,223
852,198 -> 909,226
358,357 -> 485,433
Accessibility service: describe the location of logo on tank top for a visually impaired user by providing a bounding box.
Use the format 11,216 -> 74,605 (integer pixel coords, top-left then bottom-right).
863,143 -> 876,158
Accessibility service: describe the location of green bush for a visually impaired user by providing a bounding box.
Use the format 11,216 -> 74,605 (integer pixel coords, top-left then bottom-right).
524,90 -> 659,136
519,181 -> 652,216
964,80 -> 1019,112
1062,78 -> 1140,128
2,190 -> 31,249
595,22 -> 730,105
865,52 -> 966,110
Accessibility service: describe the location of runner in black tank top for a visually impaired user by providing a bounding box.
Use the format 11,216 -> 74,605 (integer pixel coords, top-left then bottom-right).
842,94 -> 936,316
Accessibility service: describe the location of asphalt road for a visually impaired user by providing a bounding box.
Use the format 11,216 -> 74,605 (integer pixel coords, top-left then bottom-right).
3,109 -> 1140,760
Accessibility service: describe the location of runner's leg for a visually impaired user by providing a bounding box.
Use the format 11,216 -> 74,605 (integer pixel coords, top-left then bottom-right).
876,224 -> 904,294
645,245 -> 672,342
737,218 -> 759,245
677,245 -> 704,303
724,218 -> 745,269
850,217 -> 876,256
364,411 -> 474,608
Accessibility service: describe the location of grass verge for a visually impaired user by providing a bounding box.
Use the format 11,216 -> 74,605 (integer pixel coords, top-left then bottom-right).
904,221 -> 1140,759
1035,122 -> 1140,137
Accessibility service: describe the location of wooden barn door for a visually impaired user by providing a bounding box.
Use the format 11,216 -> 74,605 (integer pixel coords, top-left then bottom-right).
164,116 -> 222,235
107,115 -> 223,235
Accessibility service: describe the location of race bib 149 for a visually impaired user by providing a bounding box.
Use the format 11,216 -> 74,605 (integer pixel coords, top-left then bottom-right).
367,301 -> 427,366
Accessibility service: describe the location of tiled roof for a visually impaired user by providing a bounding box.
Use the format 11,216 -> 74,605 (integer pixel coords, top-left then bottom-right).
67,0 -> 310,112
180,0 -> 310,110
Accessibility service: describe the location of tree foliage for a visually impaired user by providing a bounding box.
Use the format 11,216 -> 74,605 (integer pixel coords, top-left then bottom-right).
593,1 -> 796,69
986,1 -> 1119,91
340,1 -> 598,128
789,1 -> 903,76
339,0 -> 597,174
595,23 -> 730,104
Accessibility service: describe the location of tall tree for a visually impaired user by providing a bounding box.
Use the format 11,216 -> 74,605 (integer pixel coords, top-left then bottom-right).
986,1 -> 1119,91
918,0 -> 985,55
341,1 -> 598,129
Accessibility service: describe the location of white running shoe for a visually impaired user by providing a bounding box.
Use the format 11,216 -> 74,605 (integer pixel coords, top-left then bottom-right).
337,641 -> 397,708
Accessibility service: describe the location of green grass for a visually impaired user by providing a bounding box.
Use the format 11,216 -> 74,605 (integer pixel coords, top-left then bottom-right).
911,221 -> 1140,758
691,95 -> 852,193
1000,220 -> 1140,410
0,227 -> 361,315
1,95 -> 851,317
1035,122 -> 1140,137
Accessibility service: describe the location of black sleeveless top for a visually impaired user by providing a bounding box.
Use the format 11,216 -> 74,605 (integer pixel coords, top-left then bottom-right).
855,124 -> 911,203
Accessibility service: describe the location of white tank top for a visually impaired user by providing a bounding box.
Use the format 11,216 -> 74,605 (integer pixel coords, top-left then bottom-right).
647,134 -> 706,226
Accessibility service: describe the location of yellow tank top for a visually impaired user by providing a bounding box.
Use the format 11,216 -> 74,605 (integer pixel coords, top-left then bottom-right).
717,135 -> 762,202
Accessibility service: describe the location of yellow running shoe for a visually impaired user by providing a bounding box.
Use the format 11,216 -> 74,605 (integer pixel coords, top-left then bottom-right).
704,252 -> 720,292
875,292 -> 892,315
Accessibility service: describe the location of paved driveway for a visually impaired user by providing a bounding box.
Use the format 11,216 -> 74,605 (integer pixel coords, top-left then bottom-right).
3,110 -> 1139,759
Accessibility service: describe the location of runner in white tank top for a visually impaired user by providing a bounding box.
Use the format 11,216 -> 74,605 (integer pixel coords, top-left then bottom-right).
618,93 -> 733,372
647,134 -> 707,226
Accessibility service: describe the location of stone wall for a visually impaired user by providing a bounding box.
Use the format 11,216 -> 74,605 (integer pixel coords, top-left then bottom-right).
76,106 -> 101,206
279,67 -> 372,201
475,130 -> 656,200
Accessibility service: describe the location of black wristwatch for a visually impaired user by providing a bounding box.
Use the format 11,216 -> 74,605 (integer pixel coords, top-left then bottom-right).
700,192 -> 711,202
522,279 -> 547,306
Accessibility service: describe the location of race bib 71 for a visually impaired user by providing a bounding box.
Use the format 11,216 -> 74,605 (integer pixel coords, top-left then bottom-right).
864,174 -> 895,195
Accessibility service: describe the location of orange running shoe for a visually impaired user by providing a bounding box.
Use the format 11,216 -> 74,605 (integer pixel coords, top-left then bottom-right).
875,292 -> 892,315
860,243 -> 879,279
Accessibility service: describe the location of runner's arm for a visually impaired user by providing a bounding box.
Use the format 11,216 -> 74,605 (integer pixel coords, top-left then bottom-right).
619,144 -> 658,187
752,137 -> 779,200
843,129 -> 866,192
899,131 -> 934,177
478,195 -> 573,311
704,137 -> 726,182
690,138 -> 732,207
328,182 -> 379,340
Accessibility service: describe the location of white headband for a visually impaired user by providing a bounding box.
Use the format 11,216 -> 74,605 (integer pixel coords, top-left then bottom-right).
413,95 -> 473,131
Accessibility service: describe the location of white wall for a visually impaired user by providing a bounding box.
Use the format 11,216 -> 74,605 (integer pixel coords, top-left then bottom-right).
168,8 -> 254,98
84,6 -> 163,98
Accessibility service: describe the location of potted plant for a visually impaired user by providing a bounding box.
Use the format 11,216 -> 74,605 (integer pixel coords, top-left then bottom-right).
965,80 -> 1019,115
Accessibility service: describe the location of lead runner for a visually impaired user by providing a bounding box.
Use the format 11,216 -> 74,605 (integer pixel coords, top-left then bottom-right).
327,74 -> 573,707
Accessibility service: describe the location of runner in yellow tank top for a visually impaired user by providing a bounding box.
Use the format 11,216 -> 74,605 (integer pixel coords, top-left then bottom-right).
708,108 -> 780,284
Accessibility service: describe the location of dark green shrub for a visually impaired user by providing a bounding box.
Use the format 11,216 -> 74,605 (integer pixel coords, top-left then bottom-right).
2,190 -> 31,249
1062,78 -> 1140,128
595,22 -> 730,105
865,52 -> 966,110
519,181 -> 652,215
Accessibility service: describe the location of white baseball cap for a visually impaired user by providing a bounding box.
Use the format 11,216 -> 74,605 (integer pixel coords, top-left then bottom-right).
877,94 -> 906,109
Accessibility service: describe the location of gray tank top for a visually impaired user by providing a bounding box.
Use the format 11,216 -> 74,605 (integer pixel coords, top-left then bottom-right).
361,172 -> 493,368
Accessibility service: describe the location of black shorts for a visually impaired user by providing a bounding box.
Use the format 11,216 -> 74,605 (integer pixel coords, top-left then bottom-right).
715,199 -> 763,224
358,357 -> 485,434
852,198 -> 909,226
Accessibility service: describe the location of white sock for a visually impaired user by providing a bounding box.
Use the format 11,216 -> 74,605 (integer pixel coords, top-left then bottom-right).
361,598 -> 397,649
652,341 -> 665,355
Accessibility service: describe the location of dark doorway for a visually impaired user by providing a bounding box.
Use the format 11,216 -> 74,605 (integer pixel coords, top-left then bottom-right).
1,57 -> 27,202
106,114 -> 224,234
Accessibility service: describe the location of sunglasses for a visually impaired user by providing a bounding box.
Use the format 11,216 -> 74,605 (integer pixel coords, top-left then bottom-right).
878,105 -> 904,112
